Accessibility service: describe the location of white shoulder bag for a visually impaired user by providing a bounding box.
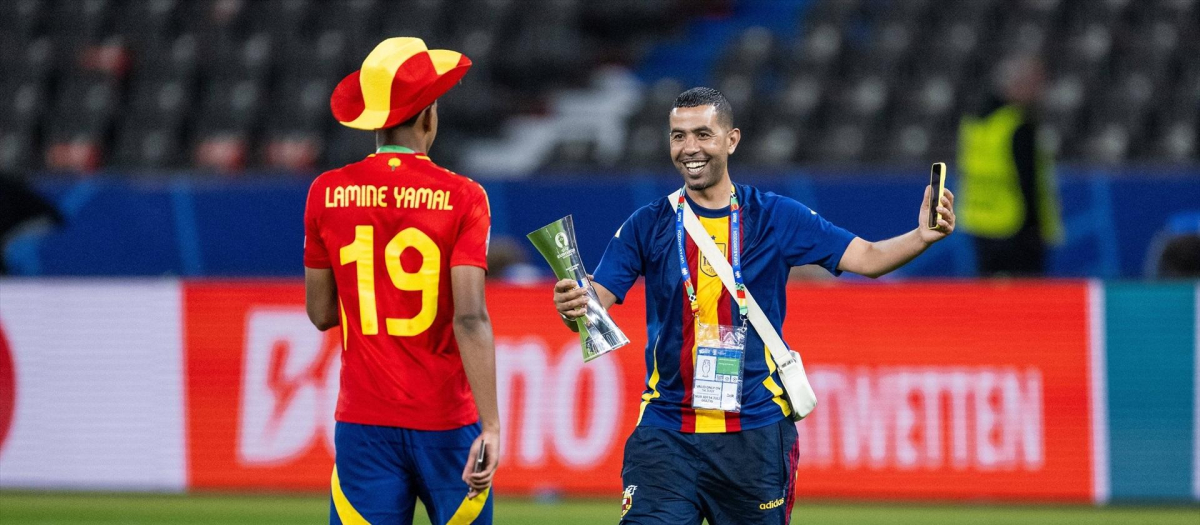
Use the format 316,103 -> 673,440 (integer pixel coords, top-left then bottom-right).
670,190 -> 817,420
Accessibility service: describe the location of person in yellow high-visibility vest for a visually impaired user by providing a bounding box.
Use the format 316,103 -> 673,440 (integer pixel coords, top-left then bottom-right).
957,56 -> 1063,276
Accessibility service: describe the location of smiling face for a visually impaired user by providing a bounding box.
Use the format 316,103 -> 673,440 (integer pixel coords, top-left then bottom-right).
668,105 -> 740,191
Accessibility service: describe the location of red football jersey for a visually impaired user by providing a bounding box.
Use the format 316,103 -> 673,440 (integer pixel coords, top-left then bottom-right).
303,149 -> 490,430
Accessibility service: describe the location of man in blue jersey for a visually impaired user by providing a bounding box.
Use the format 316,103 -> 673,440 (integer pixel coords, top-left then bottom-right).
553,87 -> 955,524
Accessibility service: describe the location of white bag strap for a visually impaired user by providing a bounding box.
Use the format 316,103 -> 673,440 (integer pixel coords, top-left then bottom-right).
669,189 -> 818,419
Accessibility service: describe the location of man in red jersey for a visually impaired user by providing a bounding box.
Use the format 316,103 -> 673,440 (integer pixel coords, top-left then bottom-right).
304,37 -> 499,525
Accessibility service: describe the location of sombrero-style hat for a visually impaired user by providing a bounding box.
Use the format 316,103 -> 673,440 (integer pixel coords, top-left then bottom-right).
330,37 -> 471,130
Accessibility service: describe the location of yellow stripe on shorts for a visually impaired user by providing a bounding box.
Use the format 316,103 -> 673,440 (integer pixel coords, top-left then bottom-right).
446,487 -> 490,525
331,466 -> 370,525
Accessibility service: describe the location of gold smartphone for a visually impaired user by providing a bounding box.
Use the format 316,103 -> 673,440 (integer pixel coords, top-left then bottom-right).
927,162 -> 947,229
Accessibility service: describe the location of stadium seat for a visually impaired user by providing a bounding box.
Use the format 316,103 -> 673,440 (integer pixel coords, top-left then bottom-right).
715,27 -> 779,81
262,132 -> 323,171
0,124 -> 38,172
785,33 -> 839,84
202,32 -> 274,82
1,36 -> 55,85
742,123 -> 803,167
775,73 -> 825,123
136,33 -> 201,82
800,0 -> 860,29
863,21 -> 914,72
716,74 -> 761,131
630,77 -> 684,127
812,122 -> 870,164
880,122 -> 934,164
193,130 -> 251,173
197,77 -> 265,131
244,0 -> 313,37
583,0 -> 686,37
1152,121 -> 1197,161
623,121 -> 669,167
43,133 -> 105,173
265,77 -> 334,133
310,0 -> 379,35
1077,122 -> 1132,164
912,22 -> 976,79
45,0 -> 112,57
110,122 -> 186,169
834,75 -> 889,122
276,30 -> 352,81
115,0 -> 180,49
51,73 -> 119,125
892,75 -> 957,125
126,79 -> 194,124
1042,74 -> 1086,152
493,0 -> 587,90
0,0 -> 46,39
0,80 -> 47,131
376,0 -> 448,42
543,138 -> 601,170
436,72 -> 509,134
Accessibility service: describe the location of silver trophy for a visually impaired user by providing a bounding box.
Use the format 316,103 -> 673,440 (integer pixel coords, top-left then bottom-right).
528,215 -> 629,361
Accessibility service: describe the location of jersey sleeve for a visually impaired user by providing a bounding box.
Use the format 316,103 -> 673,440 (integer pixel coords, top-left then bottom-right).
779,198 -> 857,275
592,211 -> 645,304
450,182 -> 490,270
303,179 -> 331,269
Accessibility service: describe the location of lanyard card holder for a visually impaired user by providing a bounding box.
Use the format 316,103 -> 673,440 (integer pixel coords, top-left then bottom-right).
692,322 -> 747,413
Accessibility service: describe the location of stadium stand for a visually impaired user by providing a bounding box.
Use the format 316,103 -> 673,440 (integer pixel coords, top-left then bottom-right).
0,0 -> 1195,174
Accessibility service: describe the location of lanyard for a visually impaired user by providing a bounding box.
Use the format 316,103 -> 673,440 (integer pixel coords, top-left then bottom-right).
376,145 -> 416,154
674,187 -> 748,320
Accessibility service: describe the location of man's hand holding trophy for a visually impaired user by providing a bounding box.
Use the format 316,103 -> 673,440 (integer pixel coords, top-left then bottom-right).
528,216 -> 629,362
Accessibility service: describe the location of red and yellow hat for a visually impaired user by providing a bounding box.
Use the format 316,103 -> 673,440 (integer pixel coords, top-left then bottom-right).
330,37 -> 471,130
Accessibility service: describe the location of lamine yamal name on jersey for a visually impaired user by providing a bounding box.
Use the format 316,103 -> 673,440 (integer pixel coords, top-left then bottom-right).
324,184 -> 454,211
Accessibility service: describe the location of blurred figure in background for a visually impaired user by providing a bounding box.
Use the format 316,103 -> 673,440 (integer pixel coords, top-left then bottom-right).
303,38 -> 499,524
957,56 -> 1063,276
1157,236 -> 1200,278
1146,212 -> 1200,278
0,176 -> 63,275
484,236 -> 544,283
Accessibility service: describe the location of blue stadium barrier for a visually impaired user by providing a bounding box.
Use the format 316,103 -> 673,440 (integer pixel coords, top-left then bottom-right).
5,167 -> 1198,278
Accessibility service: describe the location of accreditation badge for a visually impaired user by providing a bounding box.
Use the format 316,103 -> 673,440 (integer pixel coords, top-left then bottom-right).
691,323 -> 746,413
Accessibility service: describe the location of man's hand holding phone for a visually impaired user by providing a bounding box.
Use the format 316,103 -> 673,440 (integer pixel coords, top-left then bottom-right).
462,427 -> 499,499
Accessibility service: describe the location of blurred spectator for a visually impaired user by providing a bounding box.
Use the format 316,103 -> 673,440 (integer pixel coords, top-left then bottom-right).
957,56 -> 1063,276
1145,212 -> 1200,278
0,175 -> 63,274
485,235 -> 541,283
1155,236 -> 1200,278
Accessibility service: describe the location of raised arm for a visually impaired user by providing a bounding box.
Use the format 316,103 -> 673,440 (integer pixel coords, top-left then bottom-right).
450,265 -> 500,498
836,186 -> 956,278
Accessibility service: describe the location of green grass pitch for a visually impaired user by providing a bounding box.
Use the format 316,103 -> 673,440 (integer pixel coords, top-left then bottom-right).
1,491 -> 1196,524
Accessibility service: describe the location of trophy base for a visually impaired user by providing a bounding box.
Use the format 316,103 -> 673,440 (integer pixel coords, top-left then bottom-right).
582,339 -> 628,362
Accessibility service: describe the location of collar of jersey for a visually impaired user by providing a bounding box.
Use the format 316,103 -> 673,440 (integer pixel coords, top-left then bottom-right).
683,190 -> 732,219
376,145 -> 419,154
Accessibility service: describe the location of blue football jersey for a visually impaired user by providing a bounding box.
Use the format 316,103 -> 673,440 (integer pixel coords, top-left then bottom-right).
593,183 -> 856,433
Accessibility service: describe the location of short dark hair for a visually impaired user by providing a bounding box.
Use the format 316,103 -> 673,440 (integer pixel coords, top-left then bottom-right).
672,87 -> 734,128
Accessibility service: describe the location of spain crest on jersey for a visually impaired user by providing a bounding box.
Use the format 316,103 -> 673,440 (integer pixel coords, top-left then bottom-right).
700,241 -> 727,278
620,485 -> 637,518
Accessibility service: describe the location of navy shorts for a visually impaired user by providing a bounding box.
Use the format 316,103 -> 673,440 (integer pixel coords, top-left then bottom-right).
330,421 -> 493,525
619,418 -> 799,525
